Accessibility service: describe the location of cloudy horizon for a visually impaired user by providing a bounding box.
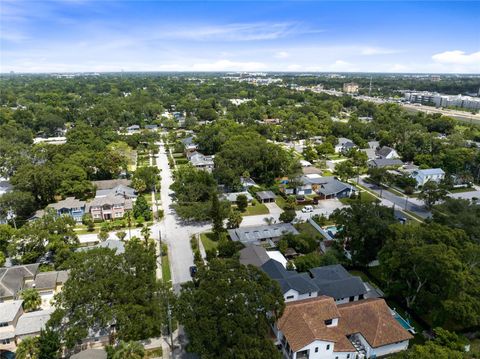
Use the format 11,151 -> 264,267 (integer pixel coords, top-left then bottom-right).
1,1 -> 479,74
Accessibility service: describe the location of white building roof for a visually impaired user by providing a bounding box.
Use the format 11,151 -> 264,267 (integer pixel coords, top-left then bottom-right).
266,251 -> 288,268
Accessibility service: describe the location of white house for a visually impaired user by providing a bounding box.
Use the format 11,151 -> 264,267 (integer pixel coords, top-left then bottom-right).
335,138 -> 356,154
376,146 -> 400,160
275,296 -> 413,359
411,168 -> 445,187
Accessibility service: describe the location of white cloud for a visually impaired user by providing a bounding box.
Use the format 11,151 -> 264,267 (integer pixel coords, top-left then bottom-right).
159,22 -> 320,42
360,47 -> 400,56
191,60 -> 267,71
432,50 -> 480,65
286,64 -> 302,71
275,51 -> 290,59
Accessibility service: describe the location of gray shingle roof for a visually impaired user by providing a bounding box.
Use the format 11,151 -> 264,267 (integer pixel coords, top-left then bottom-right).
87,195 -> 132,209
376,146 -> 396,158
96,185 -> 137,199
261,259 -> 318,295
0,264 -> 39,299
48,197 -> 85,211
0,300 -> 23,323
228,223 -> 298,244
222,192 -> 253,202
310,265 -> 367,300
23,270 -> 69,291
70,349 -> 107,359
368,159 -> 404,168
239,245 -> 271,267
15,309 -> 53,336
317,180 -> 354,196
92,179 -> 132,190
256,191 -> 276,200
71,349 -> 107,359
278,273 -> 319,295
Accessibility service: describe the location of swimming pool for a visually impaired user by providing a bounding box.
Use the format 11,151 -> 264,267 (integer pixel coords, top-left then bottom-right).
324,225 -> 340,238
394,313 -> 416,334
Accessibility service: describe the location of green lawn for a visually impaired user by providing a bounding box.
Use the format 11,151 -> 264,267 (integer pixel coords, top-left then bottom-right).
295,222 -> 320,238
449,186 -> 476,193
161,253 -> 171,283
339,190 -> 378,205
242,200 -> 269,216
145,348 -> 163,359
200,232 -> 220,251
275,196 -> 303,210
327,154 -> 347,160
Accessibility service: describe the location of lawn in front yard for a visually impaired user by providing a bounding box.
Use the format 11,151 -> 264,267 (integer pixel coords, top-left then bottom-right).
241,199 -> 269,216
200,232 -> 220,251
339,190 -> 378,205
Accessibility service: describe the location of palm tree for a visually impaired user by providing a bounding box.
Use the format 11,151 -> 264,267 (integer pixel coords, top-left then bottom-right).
15,337 -> 39,359
263,217 -> 275,225
20,288 -> 41,312
140,226 -> 151,243
112,341 -> 145,359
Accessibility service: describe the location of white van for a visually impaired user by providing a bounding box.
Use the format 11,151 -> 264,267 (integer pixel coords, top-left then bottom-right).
301,205 -> 314,213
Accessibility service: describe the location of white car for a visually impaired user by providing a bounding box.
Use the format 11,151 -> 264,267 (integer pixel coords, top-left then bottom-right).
301,205 -> 314,213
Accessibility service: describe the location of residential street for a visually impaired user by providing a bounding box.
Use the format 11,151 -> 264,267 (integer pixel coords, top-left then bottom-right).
357,177 -> 431,219
153,141 -> 210,291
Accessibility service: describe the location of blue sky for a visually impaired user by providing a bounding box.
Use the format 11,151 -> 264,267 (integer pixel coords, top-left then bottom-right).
1,1 -> 479,73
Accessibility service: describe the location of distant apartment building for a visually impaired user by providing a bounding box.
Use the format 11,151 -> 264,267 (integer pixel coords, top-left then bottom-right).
343,82 -> 359,94
405,91 -> 480,110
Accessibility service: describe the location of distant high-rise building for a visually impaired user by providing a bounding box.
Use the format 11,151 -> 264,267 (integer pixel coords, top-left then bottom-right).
343,82 -> 359,94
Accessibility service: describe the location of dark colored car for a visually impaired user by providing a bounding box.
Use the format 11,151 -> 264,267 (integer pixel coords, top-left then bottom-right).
189,265 -> 197,277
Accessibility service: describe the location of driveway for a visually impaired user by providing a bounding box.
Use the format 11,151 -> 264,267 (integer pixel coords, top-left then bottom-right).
264,202 -> 283,215
448,186 -> 480,200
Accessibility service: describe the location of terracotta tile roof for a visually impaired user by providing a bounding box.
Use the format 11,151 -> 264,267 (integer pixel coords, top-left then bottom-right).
278,297 -> 413,353
338,298 -> 413,348
277,296 -> 350,352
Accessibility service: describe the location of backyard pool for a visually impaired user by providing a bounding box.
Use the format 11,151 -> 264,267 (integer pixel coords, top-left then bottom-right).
324,225 -> 340,238
393,312 -> 416,334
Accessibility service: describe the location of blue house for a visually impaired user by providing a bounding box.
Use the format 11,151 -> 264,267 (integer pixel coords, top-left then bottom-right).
48,197 -> 86,222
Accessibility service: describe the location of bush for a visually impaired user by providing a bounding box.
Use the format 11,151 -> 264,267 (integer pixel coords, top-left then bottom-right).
280,209 -> 296,223
190,235 -> 199,251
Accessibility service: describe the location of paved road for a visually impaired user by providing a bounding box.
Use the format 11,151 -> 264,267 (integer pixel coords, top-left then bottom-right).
357,177 -> 431,219
154,141 -> 211,291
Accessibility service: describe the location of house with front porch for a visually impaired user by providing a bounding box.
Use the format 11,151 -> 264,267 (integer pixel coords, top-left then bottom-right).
275,296 -> 413,359
88,195 -> 133,221
47,197 -> 86,222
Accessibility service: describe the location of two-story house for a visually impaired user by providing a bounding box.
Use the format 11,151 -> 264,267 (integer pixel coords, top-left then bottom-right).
88,195 -> 133,221
275,296 -> 413,359
47,197 -> 86,222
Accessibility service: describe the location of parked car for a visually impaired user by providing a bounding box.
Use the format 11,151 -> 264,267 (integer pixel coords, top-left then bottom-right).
189,265 -> 197,277
301,205 -> 314,213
